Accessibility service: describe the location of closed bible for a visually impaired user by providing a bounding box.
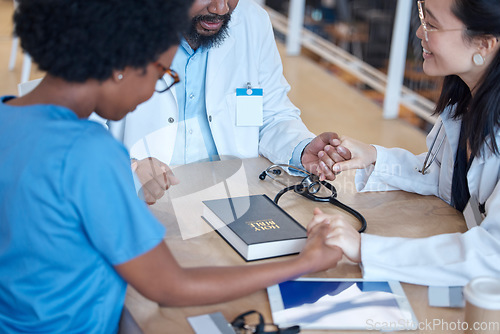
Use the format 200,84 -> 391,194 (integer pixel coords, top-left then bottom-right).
202,195 -> 307,261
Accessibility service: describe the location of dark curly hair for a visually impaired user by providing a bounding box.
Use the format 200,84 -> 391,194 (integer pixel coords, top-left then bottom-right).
14,0 -> 192,82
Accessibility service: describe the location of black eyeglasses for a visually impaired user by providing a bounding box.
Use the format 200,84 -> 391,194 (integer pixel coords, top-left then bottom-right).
154,61 -> 180,93
231,310 -> 300,334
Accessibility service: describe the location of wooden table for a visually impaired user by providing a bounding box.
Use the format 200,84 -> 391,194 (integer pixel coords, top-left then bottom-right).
125,157 -> 467,333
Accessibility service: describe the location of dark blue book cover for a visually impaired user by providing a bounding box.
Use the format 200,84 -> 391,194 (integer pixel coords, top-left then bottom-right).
202,195 -> 307,261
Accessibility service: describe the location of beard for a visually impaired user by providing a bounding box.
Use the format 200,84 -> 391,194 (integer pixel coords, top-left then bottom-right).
185,13 -> 231,49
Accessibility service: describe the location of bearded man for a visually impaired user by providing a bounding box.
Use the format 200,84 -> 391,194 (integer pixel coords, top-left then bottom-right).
107,0 -> 345,203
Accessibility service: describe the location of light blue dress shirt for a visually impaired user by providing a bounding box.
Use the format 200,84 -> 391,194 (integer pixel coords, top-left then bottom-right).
170,39 -> 308,168
0,96 -> 166,333
170,39 -> 219,165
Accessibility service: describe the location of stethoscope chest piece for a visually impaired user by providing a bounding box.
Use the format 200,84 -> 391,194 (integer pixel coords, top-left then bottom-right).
260,164 -> 366,233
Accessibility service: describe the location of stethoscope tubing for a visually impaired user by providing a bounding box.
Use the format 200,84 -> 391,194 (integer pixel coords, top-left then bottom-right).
420,122 -> 446,175
290,183 -> 367,233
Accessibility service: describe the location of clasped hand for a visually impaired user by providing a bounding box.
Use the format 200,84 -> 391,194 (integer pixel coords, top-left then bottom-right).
132,157 -> 179,205
314,135 -> 377,178
302,132 -> 352,181
308,208 -> 362,264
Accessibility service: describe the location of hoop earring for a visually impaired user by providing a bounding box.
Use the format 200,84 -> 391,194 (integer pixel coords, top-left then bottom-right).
473,53 -> 485,66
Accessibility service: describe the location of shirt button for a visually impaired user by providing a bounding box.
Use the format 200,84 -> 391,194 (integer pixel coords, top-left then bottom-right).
208,115 -> 212,122
189,129 -> 193,134
189,94 -> 195,99
168,117 -> 174,123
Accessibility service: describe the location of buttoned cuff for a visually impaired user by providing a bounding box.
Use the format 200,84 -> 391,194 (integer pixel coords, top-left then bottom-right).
288,138 -> 313,175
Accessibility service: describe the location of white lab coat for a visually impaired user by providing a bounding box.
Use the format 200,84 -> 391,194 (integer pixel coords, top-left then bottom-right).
107,0 -> 314,165
355,106 -> 500,286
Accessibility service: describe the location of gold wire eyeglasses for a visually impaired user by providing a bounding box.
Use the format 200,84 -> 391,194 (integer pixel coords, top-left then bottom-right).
417,1 -> 465,42
154,62 -> 180,93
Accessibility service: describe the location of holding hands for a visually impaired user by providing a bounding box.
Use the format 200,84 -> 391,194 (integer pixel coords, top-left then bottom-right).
308,208 -> 361,263
305,133 -> 373,263
315,135 -> 377,179
299,219 -> 344,272
301,132 -> 352,181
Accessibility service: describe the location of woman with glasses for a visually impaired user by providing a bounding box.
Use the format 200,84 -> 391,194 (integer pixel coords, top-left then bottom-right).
315,0 -> 500,286
0,0 -> 343,332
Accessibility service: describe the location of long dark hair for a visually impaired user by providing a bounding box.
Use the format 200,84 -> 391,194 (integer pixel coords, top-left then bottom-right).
434,0 -> 500,157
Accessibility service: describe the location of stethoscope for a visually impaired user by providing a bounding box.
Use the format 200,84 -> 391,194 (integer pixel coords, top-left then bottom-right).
259,164 -> 367,233
419,122 -> 446,175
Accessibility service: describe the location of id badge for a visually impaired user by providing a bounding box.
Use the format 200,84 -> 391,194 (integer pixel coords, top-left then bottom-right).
236,84 -> 263,127
463,195 -> 485,229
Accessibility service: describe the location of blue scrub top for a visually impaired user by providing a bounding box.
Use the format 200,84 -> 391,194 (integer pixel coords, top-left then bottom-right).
0,97 -> 166,333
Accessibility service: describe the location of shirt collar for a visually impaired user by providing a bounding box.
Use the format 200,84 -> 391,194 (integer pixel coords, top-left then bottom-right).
180,38 -> 208,56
